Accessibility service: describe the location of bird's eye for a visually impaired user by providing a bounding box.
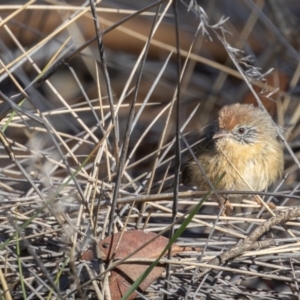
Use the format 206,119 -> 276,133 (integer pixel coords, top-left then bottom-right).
237,127 -> 246,134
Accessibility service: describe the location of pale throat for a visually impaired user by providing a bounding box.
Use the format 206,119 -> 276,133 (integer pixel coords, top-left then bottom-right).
216,137 -> 264,164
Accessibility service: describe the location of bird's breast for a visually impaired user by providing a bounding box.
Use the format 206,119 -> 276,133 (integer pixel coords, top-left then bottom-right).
212,138 -> 282,191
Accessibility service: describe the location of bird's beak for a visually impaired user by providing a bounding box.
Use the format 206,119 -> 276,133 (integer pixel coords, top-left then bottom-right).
213,130 -> 231,140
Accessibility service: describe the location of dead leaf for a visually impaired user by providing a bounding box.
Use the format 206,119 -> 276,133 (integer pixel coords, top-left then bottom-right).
81,230 -> 199,300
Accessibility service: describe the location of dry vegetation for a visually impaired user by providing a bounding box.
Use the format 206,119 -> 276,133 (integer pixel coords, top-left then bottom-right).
0,0 -> 300,299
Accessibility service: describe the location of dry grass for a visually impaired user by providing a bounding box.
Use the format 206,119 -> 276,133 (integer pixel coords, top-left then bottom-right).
0,0 -> 300,299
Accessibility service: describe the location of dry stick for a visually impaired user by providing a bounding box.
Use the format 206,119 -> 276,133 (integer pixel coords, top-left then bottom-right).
197,206 -> 300,278
89,0 -> 116,241
89,0 -> 119,166
107,5 -> 161,236
165,1 -> 182,295
290,259 -> 300,300
95,62 -> 113,184
111,190 -> 300,205
0,267 -> 12,300
159,257 -> 298,283
81,263 -> 104,300
0,5 -> 162,15
172,0 -> 181,225
0,0 -> 35,28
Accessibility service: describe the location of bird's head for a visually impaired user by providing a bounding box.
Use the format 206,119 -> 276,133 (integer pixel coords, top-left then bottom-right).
213,103 -> 278,145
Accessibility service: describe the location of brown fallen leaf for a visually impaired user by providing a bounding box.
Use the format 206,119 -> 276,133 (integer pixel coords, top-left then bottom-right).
81,230 -> 200,300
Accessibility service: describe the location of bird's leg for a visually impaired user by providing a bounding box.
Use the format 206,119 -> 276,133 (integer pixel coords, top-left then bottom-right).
224,195 -> 233,215
215,194 -> 233,216
254,195 -> 276,210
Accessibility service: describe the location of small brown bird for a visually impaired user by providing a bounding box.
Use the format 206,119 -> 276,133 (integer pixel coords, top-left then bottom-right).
182,103 -> 284,214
